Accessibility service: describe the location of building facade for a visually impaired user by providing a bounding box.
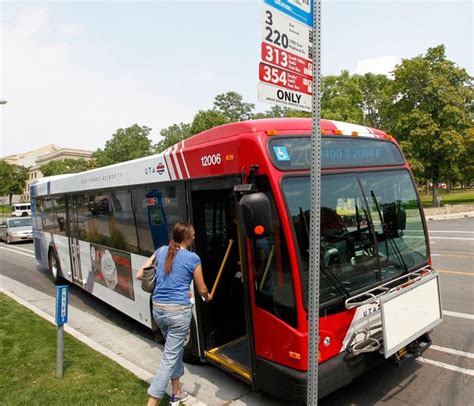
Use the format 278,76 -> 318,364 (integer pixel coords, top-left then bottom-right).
3,145 -> 92,203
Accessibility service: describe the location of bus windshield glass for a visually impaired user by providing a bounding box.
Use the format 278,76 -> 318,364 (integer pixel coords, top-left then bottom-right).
269,137 -> 404,170
281,169 -> 428,307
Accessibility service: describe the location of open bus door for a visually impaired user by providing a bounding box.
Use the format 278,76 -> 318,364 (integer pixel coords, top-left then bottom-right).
189,177 -> 255,385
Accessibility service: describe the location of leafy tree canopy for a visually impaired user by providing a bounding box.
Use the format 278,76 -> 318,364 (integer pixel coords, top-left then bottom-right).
382,45 -> 473,204
92,124 -> 153,167
190,110 -> 228,135
155,123 -> 192,153
39,159 -> 90,177
321,70 -> 364,123
213,91 -> 255,122
0,160 -> 28,204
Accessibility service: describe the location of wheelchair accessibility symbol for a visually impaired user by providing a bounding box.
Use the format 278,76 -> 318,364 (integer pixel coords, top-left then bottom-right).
273,146 -> 290,161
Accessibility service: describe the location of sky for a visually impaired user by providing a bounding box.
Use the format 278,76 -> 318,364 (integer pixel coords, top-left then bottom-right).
0,0 -> 472,157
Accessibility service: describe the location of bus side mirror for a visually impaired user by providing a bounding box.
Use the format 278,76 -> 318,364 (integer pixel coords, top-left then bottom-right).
239,193 -> 273,239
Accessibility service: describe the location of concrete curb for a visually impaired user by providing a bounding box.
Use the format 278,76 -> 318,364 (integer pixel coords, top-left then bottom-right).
424,211 -> 474,221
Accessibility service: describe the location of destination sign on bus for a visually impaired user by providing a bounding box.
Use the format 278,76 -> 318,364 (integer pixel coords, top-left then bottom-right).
268,137 -> 405,169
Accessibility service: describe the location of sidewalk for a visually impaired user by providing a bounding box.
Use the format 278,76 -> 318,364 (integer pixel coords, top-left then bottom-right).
0,275 -> 281,406
423,204 -> 474,221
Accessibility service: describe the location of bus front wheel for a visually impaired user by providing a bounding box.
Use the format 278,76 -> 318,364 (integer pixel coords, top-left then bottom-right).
48,249 -> 62,284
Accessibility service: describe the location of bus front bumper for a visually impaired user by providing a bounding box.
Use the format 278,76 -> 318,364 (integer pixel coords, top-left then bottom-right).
255,332 -> 432,403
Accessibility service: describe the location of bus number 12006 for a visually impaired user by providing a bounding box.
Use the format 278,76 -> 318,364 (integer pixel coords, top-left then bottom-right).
201,154 -> 221,167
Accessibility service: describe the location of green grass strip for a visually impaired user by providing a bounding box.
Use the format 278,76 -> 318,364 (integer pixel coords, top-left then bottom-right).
420,189 -> 474,207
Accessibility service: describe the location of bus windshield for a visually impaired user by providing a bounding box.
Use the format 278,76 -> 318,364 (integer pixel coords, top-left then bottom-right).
281,169 -> 428,308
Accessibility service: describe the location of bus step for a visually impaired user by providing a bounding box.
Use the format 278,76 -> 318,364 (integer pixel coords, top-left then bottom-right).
205,336 -> 251,383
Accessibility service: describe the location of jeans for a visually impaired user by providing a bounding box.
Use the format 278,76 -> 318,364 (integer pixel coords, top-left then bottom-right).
148,303 -> 193,399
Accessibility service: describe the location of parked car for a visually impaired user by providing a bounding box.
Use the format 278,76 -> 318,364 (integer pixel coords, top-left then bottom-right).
0,217 -> 33,244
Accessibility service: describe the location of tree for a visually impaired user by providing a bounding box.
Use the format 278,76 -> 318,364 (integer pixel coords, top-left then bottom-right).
383,45 -> 474,206
357,73 -> 391,128
39,159 -> 90,177
92,124 -> 154,167
154,123 -> 192,153
0,160 -> 28,205
213,91 -> 255,122
254,105 -> 311,119
190,110 -> 228,135
321,70 -> 364,123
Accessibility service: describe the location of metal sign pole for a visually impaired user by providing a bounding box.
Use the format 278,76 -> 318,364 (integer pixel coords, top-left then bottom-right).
55,285 -> 69,378
308,0 -> 322,404
56,324 -> 64,377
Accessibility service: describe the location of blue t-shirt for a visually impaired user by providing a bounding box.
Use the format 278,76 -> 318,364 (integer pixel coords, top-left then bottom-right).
151,246 -> 201,305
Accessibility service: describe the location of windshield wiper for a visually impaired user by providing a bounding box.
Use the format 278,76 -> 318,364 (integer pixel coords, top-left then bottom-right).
370,191 -> 408,273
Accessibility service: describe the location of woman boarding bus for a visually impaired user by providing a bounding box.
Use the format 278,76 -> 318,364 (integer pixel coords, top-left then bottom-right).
31,118 -> 442,402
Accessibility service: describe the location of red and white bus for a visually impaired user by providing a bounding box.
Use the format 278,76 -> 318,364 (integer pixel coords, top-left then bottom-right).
31,118 -> 442,402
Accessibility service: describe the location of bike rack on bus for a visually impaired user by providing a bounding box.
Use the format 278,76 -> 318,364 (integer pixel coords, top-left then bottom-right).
344,266 -> 436,356
344,266 -> 435,309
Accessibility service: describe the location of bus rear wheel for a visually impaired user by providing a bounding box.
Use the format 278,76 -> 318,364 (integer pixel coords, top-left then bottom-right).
48,249 -> 62,284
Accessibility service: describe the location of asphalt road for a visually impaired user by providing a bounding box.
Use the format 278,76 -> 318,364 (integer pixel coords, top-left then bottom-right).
0,218 -> 472,405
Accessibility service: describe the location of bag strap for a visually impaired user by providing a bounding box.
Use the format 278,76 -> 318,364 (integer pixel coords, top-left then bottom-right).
154,246 -> 165,270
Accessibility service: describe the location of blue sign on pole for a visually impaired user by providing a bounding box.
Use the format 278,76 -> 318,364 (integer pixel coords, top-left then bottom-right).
264,0 -> 313,27
55,285 -> 69,326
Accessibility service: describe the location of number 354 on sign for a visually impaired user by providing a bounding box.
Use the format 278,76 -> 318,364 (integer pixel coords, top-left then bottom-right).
259,62 -> 312,95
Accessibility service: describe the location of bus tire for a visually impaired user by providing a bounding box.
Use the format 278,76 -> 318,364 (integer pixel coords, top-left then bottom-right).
48,249 -> 62,284
183,318 -> 200,364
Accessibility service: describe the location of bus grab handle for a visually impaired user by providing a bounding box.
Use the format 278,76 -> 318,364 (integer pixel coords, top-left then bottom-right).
209,239 -> 234,299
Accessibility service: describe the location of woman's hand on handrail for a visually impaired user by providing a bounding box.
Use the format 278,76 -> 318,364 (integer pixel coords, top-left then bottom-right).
193,264 -> 211,302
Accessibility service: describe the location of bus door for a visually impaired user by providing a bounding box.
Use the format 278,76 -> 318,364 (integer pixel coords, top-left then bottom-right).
67,195 -> 83,284
190,177 -> 254,384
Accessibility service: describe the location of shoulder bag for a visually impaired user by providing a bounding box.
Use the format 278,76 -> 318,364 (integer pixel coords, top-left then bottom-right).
141,246 -> 163,293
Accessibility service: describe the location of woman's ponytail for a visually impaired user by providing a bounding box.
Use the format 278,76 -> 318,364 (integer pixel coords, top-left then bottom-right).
163,222 -> 195,274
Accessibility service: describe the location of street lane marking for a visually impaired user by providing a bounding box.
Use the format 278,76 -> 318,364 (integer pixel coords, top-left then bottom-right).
443,310 -> 474,320
1,245 -> 35,253
418,357 -> 474,376
0,246 -> 35,258
430,345 -> 474,359
429,231 -> 474,234
430,237 -> 474,241
437,269 -> 473,276
432,253 -> 473,259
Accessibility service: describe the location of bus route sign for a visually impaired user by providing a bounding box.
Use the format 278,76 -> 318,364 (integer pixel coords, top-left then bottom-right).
264,0 -> 313,27
259,1 -> 313,112
55,285 -> 69,326
261,4 -> 313,60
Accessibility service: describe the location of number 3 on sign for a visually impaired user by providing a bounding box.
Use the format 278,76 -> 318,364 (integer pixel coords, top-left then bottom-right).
263,65 -> 288,86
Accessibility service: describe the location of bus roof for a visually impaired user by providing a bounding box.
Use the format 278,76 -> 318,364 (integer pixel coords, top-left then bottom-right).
31,118 -> 394,196
183,118 -> 390,148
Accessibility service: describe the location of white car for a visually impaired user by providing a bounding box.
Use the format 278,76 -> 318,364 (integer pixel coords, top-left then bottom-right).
0,217 -> 33,244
